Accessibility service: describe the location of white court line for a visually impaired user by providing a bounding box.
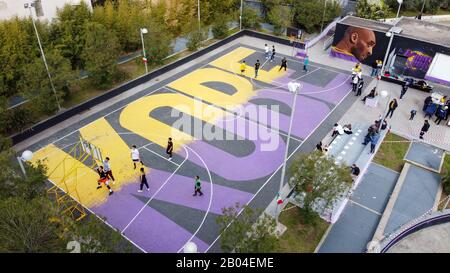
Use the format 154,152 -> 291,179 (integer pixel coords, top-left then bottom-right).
348,199 -> 382,216
176,145 -> 214,253
205,85 -> 354,252
141,146 -> 180,167
121,145 -> 189,234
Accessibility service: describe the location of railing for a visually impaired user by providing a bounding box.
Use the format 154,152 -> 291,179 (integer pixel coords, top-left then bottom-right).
323,35 -> 335,51
368,196 -> 450,253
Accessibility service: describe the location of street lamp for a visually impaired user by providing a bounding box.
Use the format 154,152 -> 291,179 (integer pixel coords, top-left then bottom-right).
140,28 -> 148,74
420,0 -> 427,16
183,241 -> 198,253
197,0 -> 201,32
380,27 -> 402,78
275,81 -> 302,225
239,0 -> 243,31
320,0 -> 327,34
24,3 -> 61,112
380,90 -> 391,133
17,150 -> 33,177
396,0 -> 403,18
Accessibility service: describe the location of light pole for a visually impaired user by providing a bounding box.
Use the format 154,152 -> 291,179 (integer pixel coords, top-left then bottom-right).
380,27 -> 402,78
396,0 -> 403,18
140,28 -> 148,74
320,0 -> 327,34
240,0 -> 243,31
380,90 -> 391,133
275,81 -> 302,225
420,0 -> 427,15
183,241 -> 198,253
17,150 -> 34,178
197,0 -> 201,32
24,3 -> 61,112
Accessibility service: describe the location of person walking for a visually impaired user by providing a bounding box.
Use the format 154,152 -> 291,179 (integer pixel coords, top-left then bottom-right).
351,164 -> 360,180
356,78 -> 364,96
254,60 -> 260,78
131,145 -> 144,170
270,45 -> 275,62
370,132 -> 380,154
264,44 -> 270,59
166,137 -> 173,160
95,166 -> 113,195
279,57 -> 287,71
419,120 -> 430,140
303,55 -> 309,72
103,157 -> 115,183
138,167 -> 150,192
409,109 -> 417,120
193,176 -> 203,196
240,60 -> 246,75
399,82 -> 409,99
386,99 -> 398,119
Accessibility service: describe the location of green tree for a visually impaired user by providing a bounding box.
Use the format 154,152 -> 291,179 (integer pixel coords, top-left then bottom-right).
267,5 -> 290,35
0,197 -> 68,252
82,22 -> 120,88
356,0 -> 389,20
293,0 -> 341,33
212,13 -> 230,39
54,2 -> 92,69
242,7 -> 262,29
217,203 -> 278,253
288,151 -> 352,223
19,49 -> 74,114
186,25 -> 207,51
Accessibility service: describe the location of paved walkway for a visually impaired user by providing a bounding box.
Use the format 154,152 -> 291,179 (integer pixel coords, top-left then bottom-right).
318,163 -> 399,252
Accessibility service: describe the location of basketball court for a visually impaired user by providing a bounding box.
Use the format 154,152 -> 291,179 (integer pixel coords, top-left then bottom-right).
29,43 -> 354,253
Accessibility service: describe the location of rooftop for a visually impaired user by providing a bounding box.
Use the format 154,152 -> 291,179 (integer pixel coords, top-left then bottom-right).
395,17 -> 450,47
340,16 -> 393,32
339,16 -> 450,48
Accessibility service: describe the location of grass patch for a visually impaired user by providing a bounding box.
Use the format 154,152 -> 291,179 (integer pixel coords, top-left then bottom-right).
275,203 -> 329,253
373,132 -> 410,172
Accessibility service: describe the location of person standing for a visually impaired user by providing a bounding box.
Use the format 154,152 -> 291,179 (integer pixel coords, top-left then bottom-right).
279,57 -> 287,71
303,55 -> 309,72
423,95 -> 432,111
352,73 -> 359,92
264,44 -> 270,59
95,166 -> 113,196
409,109 -> 417,120
386,99 -> 398,119
270,45 -> 275,62
254,60 -> 260,78
400,82 -> 409,99
419,120 -> 430,140
103,157 -> 115,183
240,60 -> 246,75
138,167 -> 150,192
435,106 -> 448,126
371,60 -> 378,77
376,60 -> 382,76
166,137 -> 173,160
131,145 -> 144,170
193,176 -> 203,196
356,78 -> 364,96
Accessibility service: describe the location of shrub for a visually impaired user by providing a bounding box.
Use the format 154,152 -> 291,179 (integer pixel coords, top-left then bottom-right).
242,7 -> 261,29
212,14 -> 229,39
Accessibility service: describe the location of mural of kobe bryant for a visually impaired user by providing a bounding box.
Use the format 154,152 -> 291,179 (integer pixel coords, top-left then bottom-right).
331,26 -> 377,63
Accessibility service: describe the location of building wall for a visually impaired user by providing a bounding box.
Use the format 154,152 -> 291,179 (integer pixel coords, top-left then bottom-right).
0,0 -> 92,22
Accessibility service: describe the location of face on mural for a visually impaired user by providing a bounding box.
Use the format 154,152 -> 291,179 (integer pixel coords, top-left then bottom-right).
336,26 -> 377,62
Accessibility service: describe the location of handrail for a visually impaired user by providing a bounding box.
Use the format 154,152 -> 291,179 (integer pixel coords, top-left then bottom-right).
368,196 -> 450,253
